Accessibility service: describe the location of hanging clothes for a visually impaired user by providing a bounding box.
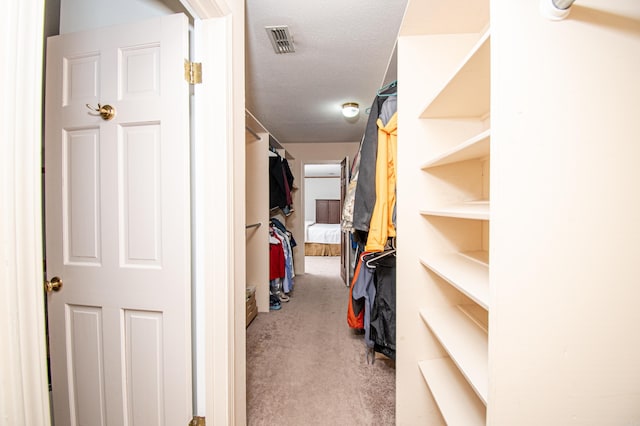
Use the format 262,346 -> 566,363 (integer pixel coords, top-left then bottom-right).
365,111 -> 398,252
269,148 -> 295,214
379,95 -> 397,127
349,249 -> 396,358
346,82 -> 397,360
352,83 -> 397,233
269,238 -> 285,281
368,253 -> 396,360
341,140 -> 361,232
270,217 -> 297,248
380,96 -> 398,227
271,225 -> 295,293
350,253 -> 377,347
347,252 -> 367,329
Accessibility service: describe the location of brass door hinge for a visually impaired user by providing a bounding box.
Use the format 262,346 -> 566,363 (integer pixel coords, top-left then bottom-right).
184,60 -> 202,84
189,416 -> 205,426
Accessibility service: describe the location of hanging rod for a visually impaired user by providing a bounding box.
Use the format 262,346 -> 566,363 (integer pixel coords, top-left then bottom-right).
552,0 -> 575,9
245,126 -> 262,141
246,222 -> 262,229
541,0 -> 576,20
269,134 -> 284,150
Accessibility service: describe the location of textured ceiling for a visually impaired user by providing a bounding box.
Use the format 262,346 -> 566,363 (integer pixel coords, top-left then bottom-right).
245,0 -> 408,144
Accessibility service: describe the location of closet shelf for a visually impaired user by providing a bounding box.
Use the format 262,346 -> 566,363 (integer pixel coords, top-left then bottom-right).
419,358 -> 486,425
421,129 -> 490,169
419,252 -> 489,310
458,303 -> 489,333
420,30 -> 490,119
420,200 -> 489,220
420,306 -> 488,404
459,250 -> 489,266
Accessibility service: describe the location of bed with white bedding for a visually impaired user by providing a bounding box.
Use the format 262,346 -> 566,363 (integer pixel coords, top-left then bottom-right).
306,223 -> 341,244
305,200 -> 342,256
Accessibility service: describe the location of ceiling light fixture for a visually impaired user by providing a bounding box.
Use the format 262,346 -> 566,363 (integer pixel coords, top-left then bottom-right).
342,102 -> 359,118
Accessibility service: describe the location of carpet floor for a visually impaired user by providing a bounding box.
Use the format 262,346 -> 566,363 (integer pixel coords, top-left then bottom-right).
246,256 -> 396,425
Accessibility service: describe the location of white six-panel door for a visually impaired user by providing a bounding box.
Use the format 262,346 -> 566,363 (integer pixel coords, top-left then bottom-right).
44,14 -> 192,426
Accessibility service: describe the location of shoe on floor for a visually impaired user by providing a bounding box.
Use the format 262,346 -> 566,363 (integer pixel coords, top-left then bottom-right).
269,295 -> 282,310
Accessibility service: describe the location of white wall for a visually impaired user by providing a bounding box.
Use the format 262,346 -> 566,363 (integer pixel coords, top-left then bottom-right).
304,177 -> 340,222
60,0 -> 185,33
489,1 -> 640,423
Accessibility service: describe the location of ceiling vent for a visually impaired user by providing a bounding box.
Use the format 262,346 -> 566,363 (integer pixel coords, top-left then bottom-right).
265,25 -> 295,54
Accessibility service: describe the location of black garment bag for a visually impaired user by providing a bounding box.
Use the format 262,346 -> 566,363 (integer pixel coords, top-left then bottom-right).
368,253 -> 396,360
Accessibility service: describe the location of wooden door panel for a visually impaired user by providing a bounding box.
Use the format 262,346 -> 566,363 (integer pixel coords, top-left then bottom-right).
328,201 -> 341,224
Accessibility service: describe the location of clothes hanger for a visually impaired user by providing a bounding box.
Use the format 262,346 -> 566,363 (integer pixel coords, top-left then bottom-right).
363,236 -> 397,268
364,248 -> 396,269
268,145 -> 280,158
377,80 -> 397,97
364,81 -> 399,114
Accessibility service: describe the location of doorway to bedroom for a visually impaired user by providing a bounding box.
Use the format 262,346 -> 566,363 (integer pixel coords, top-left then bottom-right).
303,163 -> 342,273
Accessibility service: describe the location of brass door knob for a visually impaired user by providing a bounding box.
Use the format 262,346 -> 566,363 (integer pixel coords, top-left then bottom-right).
45,276 -> 63,293
86,103 -> 116,120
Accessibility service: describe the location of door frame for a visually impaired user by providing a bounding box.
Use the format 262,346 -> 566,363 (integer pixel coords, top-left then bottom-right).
190,2 -> 247,423
0,0 -> 246,424
1,1 -> 50,424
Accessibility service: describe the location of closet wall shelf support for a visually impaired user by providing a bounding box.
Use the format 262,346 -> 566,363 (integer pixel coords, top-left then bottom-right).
246,222 -> 262,229
420,306 -> 488,404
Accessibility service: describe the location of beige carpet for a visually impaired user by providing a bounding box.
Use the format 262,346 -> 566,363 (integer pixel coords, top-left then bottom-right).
247,256 -> 396,425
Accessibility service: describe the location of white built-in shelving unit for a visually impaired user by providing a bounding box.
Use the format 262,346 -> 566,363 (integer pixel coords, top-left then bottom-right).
396,0 -> 491,423
245,111 -> 296,314
397,0 -> 640,423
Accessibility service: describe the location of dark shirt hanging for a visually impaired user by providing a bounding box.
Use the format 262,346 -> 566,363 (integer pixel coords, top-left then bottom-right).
369,254 -> 396,360
352,83 -> 397,232
268,136 -> 295,215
